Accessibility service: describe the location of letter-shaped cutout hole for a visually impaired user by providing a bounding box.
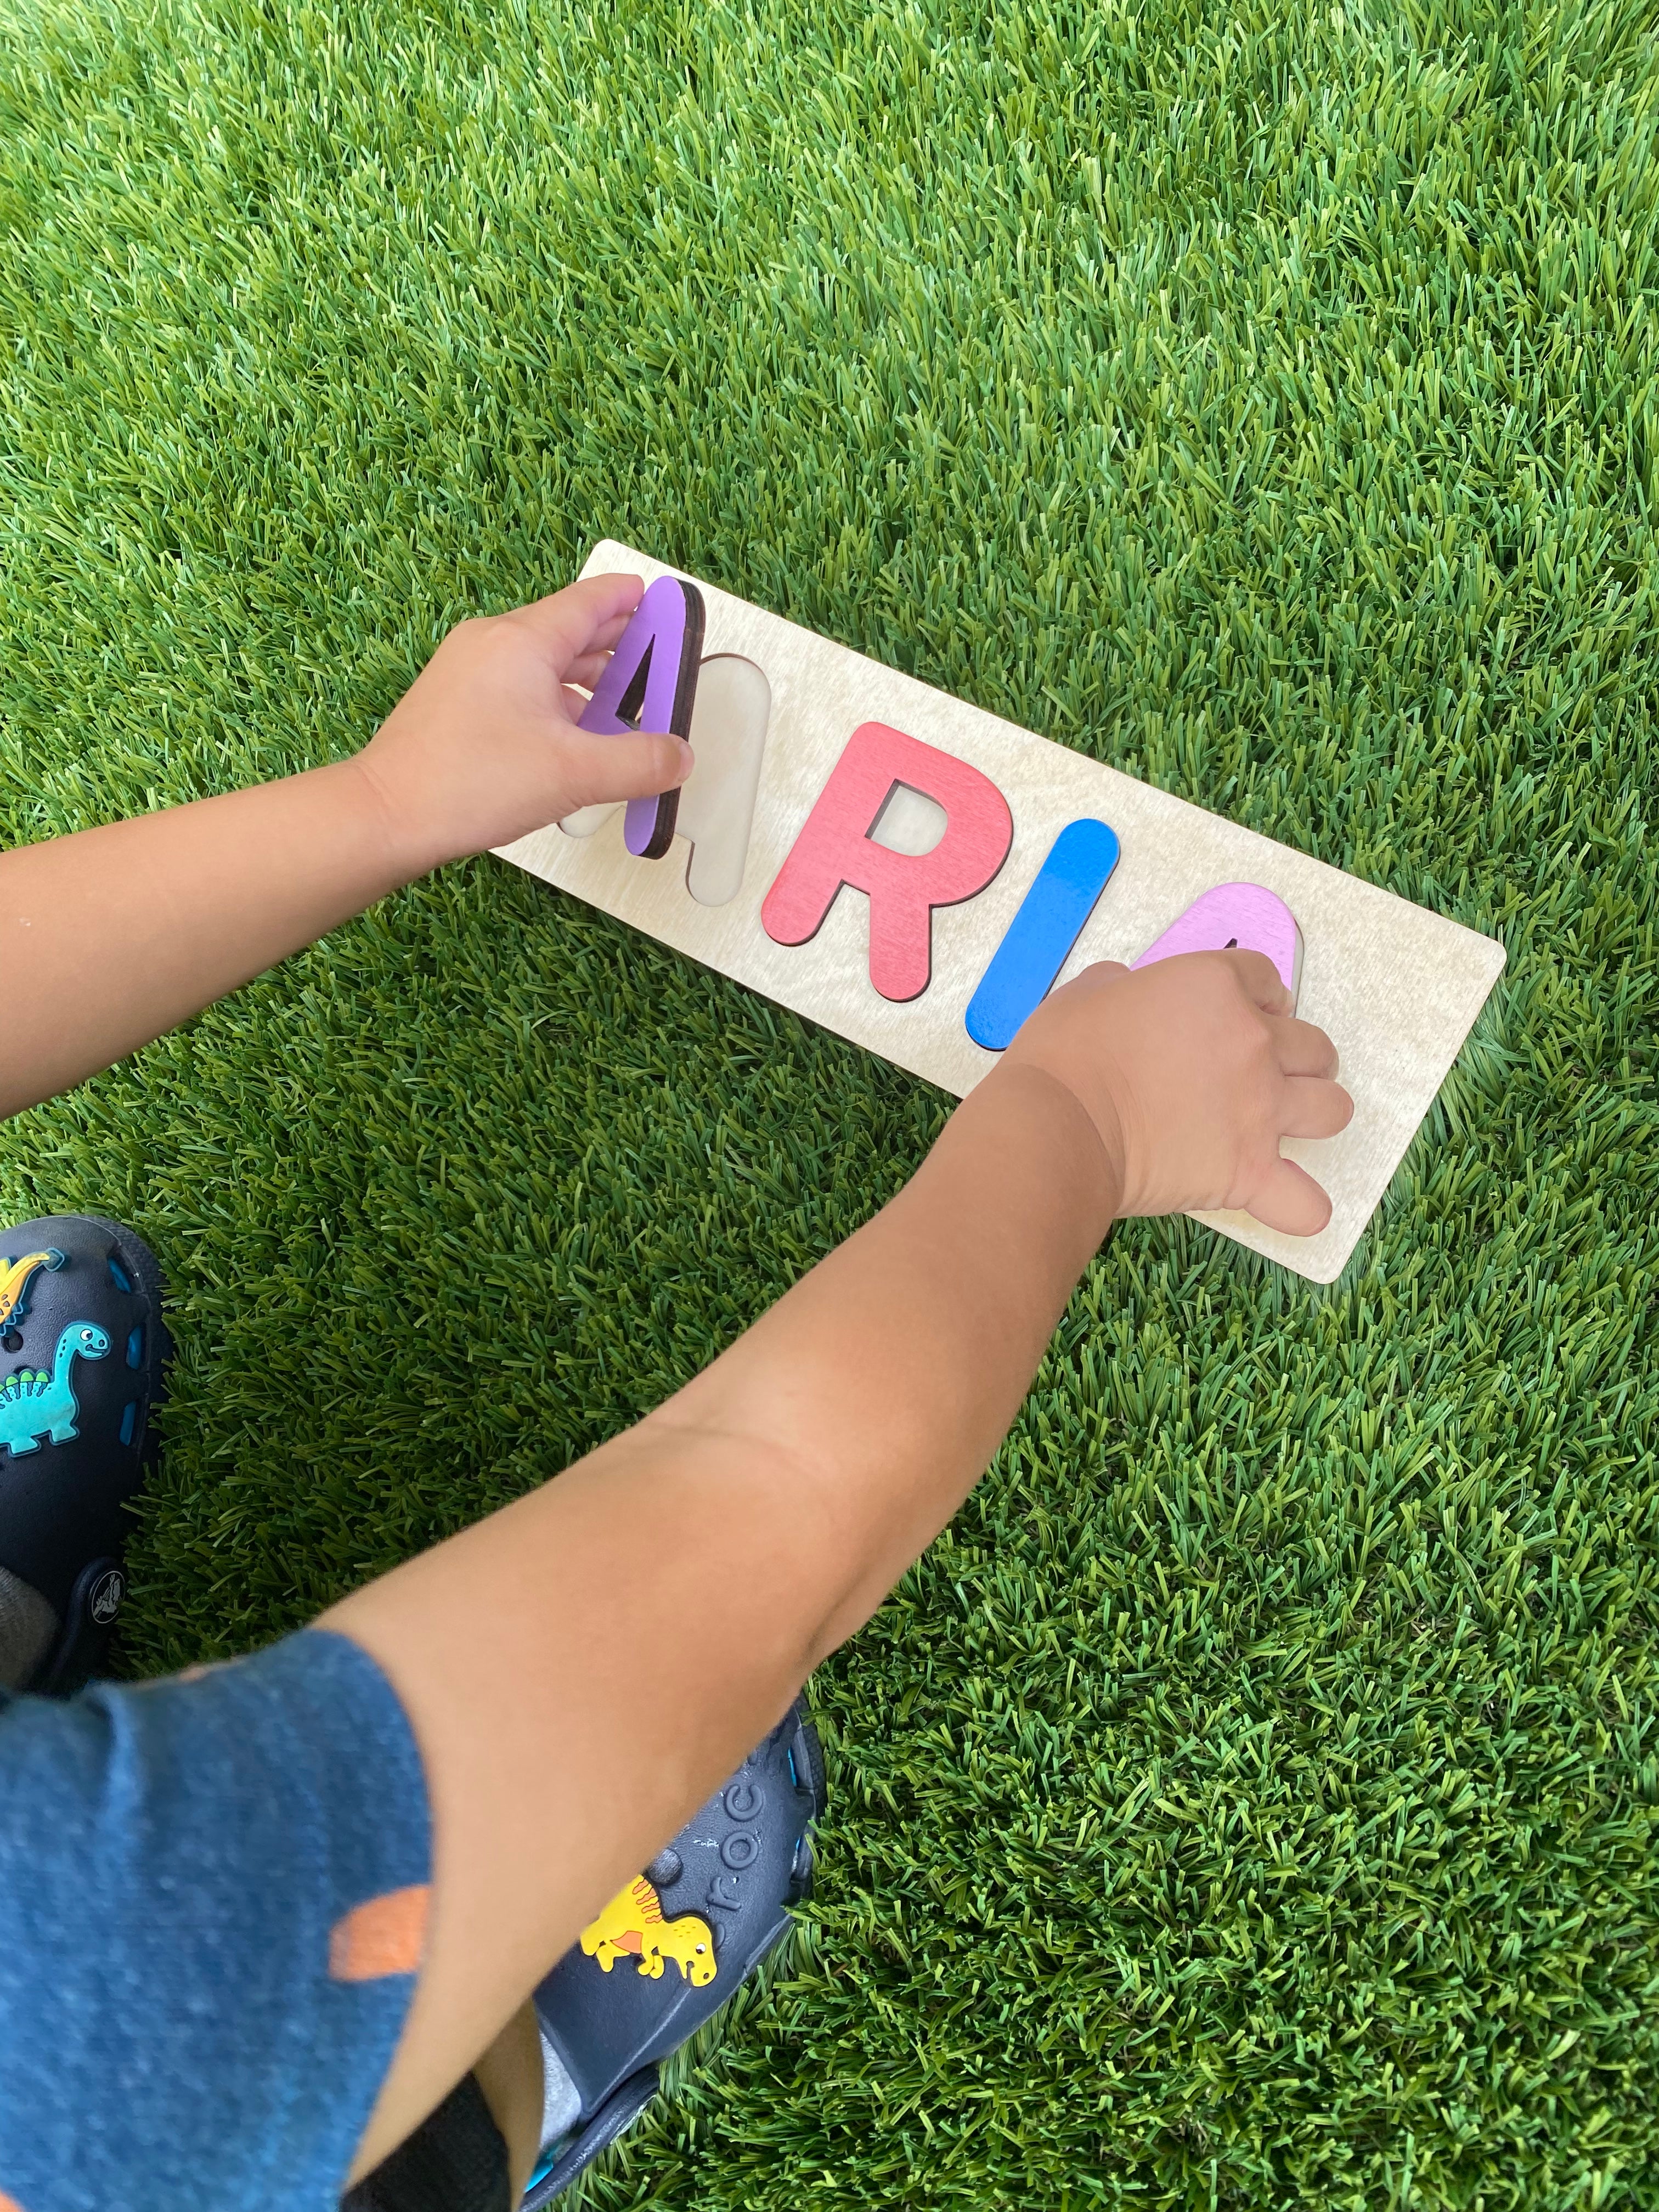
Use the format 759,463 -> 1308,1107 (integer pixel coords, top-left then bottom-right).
560,794 -> 619,838
678,654 -> 771,905
562,653 -> 771,909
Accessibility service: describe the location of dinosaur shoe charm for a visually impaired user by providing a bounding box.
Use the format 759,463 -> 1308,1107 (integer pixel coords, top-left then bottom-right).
0,1324 -> 111,1456
0,1216 -> 171,1696
525,1697 -> 825,2206
579,1876 -> 716,1986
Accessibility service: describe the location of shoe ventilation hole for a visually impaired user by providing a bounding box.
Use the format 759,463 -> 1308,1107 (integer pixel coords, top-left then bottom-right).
119,1401 -> 138,1447
1,1329 -> 20,1354
107,1256 -> 133,1293
126,1325 -> 145,1369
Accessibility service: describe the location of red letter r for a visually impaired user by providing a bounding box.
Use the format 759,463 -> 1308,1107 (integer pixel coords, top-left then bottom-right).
761,723 -> 1013,1002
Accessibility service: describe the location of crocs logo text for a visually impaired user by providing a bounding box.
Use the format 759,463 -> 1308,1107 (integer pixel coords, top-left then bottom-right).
706,1773 -> 766,1917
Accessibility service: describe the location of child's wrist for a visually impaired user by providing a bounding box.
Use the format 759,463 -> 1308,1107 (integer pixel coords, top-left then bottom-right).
336,751 -> 450,884
962,1061 -> 1126,1243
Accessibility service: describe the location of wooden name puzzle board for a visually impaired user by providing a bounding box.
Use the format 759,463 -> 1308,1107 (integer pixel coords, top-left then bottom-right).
498,541 -> 1505,1284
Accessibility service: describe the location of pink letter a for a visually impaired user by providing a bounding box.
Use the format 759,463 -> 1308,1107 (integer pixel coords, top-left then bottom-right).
761,723 -> 1013,1002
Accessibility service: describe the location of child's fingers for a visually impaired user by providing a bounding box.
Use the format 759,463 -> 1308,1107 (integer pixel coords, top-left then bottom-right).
1278,1076 -> 1353,1141
1246,1156 -> 1334,1237
1229,949 -> 1293,1015
560,728 -> 694,808
510,573 -> 645,654
583,608 -> 637,654
563,650 -> 612,693
1272,1017 -> 1341,1080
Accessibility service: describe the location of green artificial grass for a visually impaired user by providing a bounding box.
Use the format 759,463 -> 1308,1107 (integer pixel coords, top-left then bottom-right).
2,0 -> 1657,2202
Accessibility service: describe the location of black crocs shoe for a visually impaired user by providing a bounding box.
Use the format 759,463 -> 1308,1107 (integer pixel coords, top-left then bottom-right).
0,1216 -> 170,1695
524,1698 -> 826,2205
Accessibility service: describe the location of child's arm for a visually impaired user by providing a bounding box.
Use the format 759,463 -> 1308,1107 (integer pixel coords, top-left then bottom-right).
327,948 -> 1350,2179
0,575 -> 689,1118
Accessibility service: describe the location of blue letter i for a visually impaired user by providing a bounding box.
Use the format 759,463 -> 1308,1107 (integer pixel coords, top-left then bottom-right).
965,819 -> 1121,1052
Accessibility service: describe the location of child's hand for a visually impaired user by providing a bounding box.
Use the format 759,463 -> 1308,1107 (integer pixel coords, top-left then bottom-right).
1001,951 -> 1353,1234
352,575 -> 693,875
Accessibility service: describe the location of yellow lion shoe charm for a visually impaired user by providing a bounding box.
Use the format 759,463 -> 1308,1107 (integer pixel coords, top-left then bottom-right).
579,1875 -> 716,1987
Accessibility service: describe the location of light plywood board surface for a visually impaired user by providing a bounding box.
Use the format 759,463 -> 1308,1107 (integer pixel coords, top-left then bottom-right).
497,541 -> 1505,1284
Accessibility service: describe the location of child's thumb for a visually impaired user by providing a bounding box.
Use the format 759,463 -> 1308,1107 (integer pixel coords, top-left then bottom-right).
564,729 -> 693,807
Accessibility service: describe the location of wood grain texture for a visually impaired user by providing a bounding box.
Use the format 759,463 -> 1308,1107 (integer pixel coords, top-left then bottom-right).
497,541 -> 1506,1284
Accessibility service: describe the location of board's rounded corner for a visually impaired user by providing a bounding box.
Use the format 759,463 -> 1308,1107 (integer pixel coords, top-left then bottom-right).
580,537 -> 636,578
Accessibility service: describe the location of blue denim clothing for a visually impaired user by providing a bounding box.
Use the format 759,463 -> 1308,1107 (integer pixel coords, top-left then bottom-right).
0,1629 -> 430,2211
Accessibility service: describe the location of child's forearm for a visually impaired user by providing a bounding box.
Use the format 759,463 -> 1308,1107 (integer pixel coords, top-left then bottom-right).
650,1060 -> 1118,1657
328,952 -> 1348,2177
329,1059 -> 1116,2175
0,760 -> 405,1118
0,575 -> 689,1119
